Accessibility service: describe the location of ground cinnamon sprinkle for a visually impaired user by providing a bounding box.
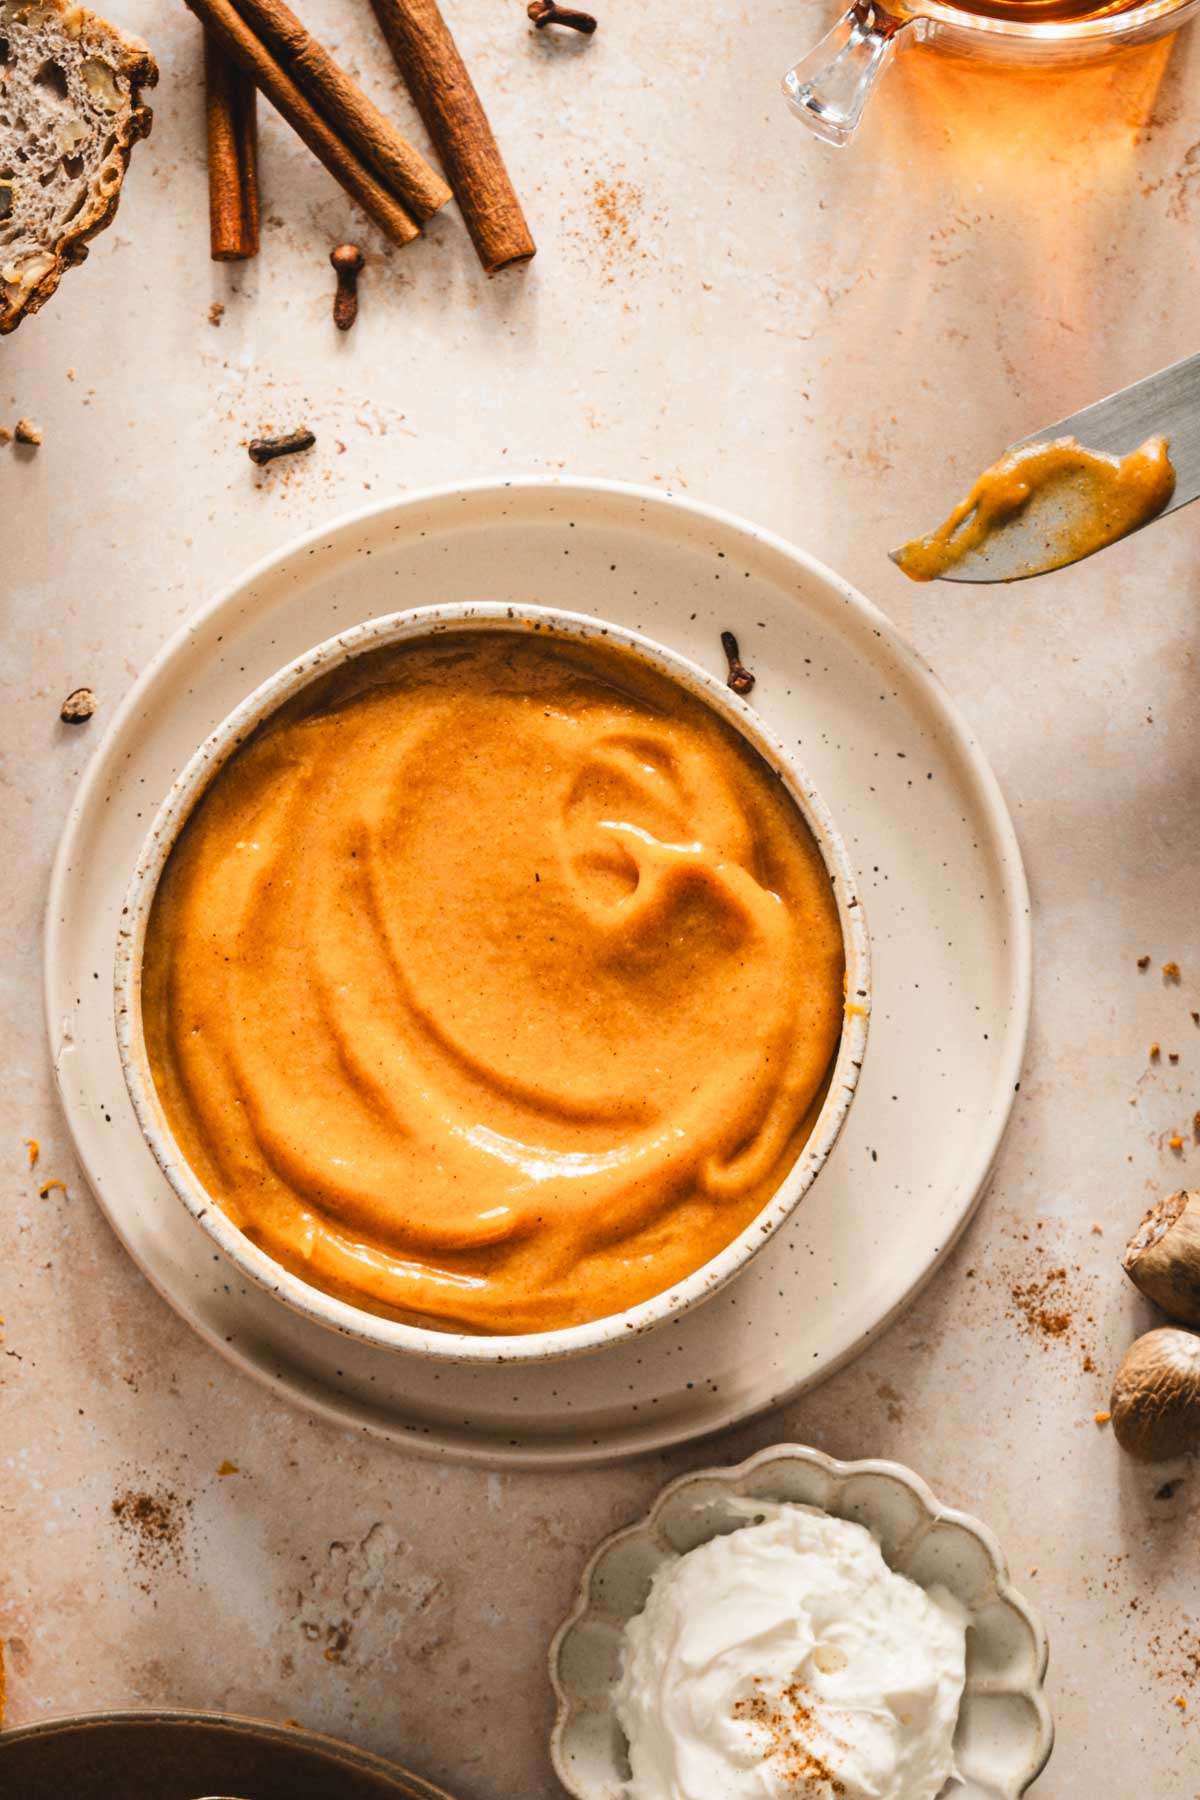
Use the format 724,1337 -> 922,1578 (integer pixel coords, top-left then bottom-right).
111,1487 -> 190,1576
588,175 -> 646,280
734,1681 -> 847,1794
1009,1264 -> 1073,1340
1148,1628 -> 1200,1702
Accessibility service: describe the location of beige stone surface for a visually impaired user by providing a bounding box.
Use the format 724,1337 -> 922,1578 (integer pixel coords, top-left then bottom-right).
3,1 -> 1200,1792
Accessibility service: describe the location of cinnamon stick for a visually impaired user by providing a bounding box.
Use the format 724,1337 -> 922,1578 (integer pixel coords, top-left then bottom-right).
205,31 -> 259,259
366,0 -> 535,273
186,0 -> 421,248
233,0 -> 450,224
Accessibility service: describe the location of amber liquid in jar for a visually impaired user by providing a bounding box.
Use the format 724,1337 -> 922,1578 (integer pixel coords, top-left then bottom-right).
944,0 -> 1149,19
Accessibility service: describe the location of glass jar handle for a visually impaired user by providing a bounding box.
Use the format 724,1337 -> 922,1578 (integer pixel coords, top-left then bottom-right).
782,4 -> 914,146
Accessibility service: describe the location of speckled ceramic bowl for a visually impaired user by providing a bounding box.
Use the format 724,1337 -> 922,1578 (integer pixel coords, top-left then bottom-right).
114,604 -> 870,1366
550,1443 -> 1053,1798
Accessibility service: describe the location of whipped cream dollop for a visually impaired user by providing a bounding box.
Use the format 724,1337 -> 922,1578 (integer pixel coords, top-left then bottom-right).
613,1502 -> 967,1800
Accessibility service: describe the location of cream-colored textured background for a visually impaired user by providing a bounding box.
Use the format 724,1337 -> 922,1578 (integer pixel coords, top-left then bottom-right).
4,1 -> 1200,1792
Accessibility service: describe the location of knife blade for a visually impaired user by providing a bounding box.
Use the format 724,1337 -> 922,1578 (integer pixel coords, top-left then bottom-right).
890,351 -> 1200,583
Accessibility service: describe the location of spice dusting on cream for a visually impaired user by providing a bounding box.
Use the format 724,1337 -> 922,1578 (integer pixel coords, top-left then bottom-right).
141,631 -> 846,1335
614,1503 -> 967,1800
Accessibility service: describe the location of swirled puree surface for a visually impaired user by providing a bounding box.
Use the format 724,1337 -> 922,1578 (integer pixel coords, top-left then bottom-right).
141,630 -> 845,1334
614,1503 -> 967,1800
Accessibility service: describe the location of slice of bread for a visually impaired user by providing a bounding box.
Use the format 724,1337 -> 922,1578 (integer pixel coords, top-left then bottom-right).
0,0 -> 156,334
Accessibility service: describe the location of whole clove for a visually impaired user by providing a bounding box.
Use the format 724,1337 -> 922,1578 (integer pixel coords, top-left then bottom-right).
248,428 -> 316,466
720,630 -> 756,697
330,244 -> 364,331
527,0 -> 598,31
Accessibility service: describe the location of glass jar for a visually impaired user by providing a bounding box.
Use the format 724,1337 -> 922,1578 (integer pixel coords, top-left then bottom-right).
784,0 -> 1200,144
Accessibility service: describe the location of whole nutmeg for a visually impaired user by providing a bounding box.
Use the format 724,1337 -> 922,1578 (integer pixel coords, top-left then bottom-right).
1123,1191 -> 1200,1327
1110,1327 -> 1200,1462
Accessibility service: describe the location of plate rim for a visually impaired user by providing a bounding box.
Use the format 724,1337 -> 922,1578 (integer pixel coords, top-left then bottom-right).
43,474 -> 1032,1467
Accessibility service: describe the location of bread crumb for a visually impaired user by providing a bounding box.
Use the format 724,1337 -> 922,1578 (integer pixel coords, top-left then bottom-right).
1138,954 -> 1151,970
1150,1042 -> 1161,1060
208,301 -> 225,327
1174,1695 -> 1188,1712
23,1138 -> 39,1169
14,418 -> 41,446
1094,1411 -> 1111,1426
1169,1135 -> 1185,1153
38,1178 -> 66,1198
1091,1222 -> 1104,1235
1164,961 -> 1182,981
60,686 -> 96,724
1169,1051 -> 1180,1064
217,1459 -> 239,1476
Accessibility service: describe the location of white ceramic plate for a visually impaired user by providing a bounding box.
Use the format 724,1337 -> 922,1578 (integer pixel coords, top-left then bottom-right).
549,1444 -> 1054,1798
45,477 -> 1031,1467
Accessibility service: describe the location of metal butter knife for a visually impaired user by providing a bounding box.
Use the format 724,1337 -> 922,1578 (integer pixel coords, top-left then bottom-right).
891,351 -> 1200,583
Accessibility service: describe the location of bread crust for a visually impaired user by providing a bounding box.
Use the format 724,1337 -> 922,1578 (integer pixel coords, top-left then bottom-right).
0,0 -> 158,334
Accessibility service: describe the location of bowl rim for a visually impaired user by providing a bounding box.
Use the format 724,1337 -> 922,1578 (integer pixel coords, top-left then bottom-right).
548,1440 -> 1055,1798
114,601 -> 871,1366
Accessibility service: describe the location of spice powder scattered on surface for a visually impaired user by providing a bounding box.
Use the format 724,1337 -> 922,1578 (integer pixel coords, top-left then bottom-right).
1009,1265 -> 1073,1339
588,175 -> 646,280
111,1487 -> 190,1580
1149,1627 -> 1200,1704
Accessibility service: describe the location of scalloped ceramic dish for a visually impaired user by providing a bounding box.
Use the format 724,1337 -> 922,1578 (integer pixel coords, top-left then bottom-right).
550,1443 -> 1053,1798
